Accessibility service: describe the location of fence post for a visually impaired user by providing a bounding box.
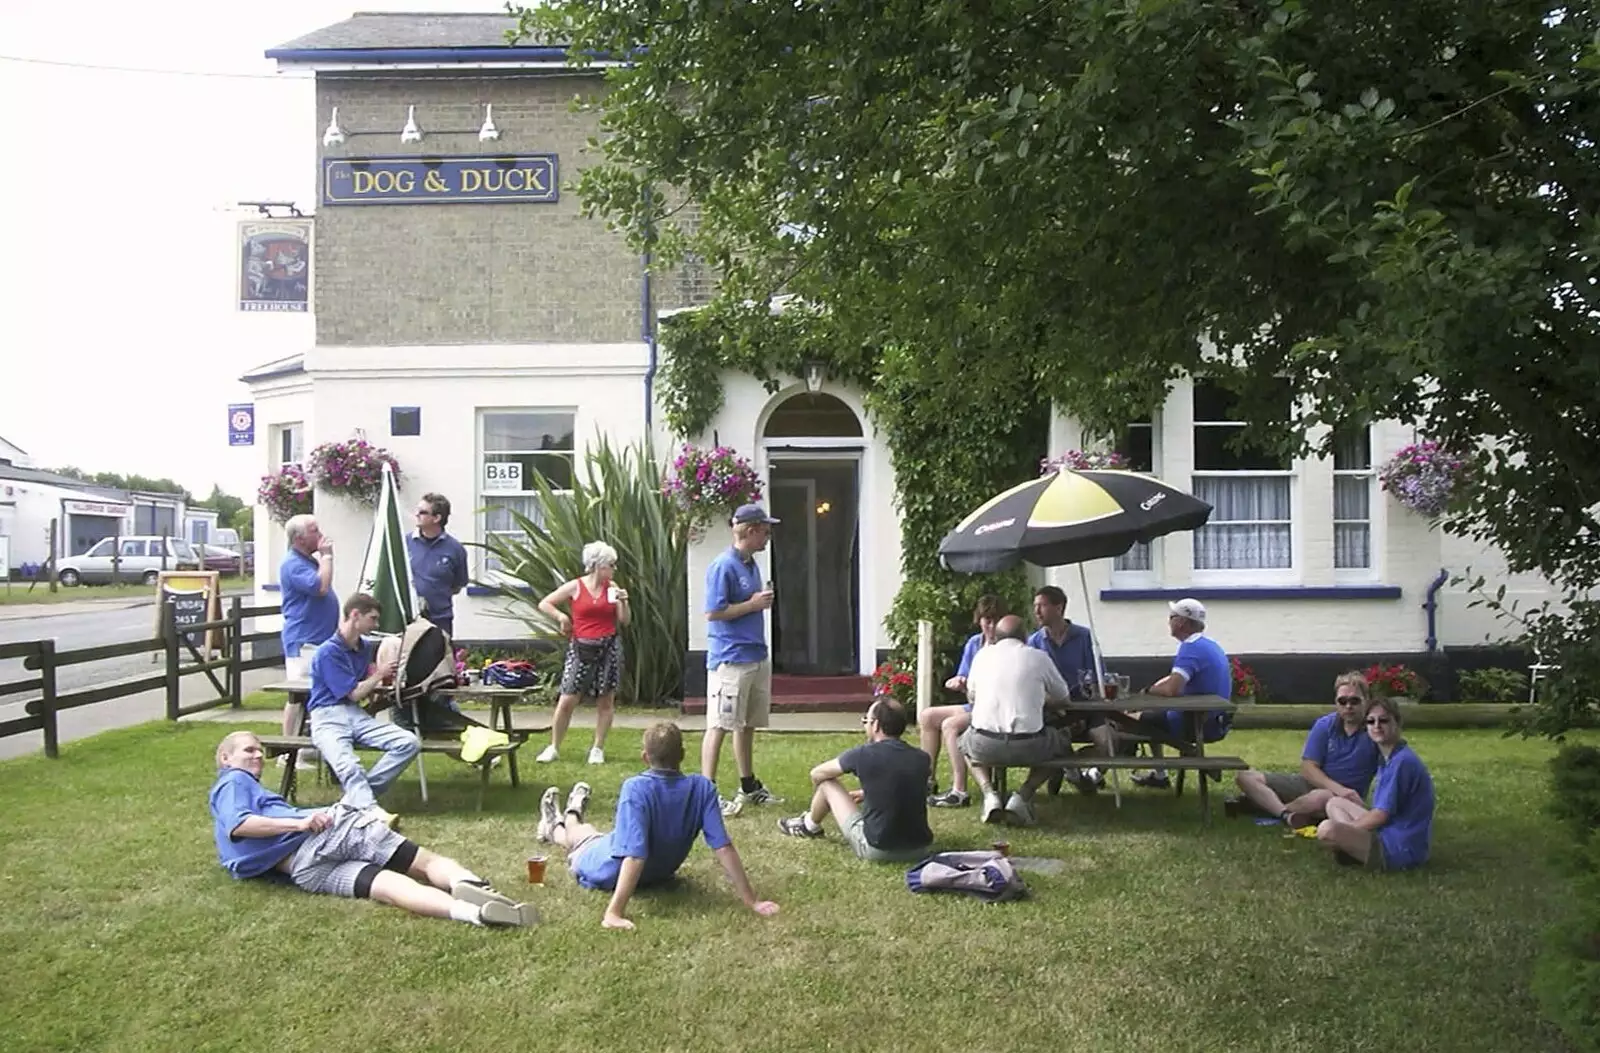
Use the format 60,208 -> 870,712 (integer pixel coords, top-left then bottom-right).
228,595 -> 244,708
164,598 -> 181,721
38,640 -> 59,759
915,619 -> 934,715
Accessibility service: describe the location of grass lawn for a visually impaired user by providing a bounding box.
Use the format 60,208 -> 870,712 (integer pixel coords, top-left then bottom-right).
0,722 -> 1584,1053
0,575 -> 251,606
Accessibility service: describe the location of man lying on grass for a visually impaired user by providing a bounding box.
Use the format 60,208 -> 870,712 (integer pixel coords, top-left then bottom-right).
778,697 -> 934,863
536,722 -> 779,930
209,731 -> 533,927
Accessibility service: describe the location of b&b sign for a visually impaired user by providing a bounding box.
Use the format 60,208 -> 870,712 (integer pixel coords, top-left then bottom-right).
483,462 -> 523,492
323,155 -> 559,206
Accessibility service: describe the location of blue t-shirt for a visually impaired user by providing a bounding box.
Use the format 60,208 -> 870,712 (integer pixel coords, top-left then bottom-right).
308,635 -> 376,712
572,769 -> 731,891
278,549 -> 339,655
1166,633 -> 1232,741
208,766 -> 315,879
956,634 -> 985,678
1302,712 -> 1381,796
1027,623 -> 1097,700
705,547 -> 767,667
407,531 -> 470,620
1372,744 -> 1434,870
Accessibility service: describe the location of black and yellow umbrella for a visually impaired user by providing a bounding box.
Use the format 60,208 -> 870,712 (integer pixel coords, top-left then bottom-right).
938,469 -> 1212,574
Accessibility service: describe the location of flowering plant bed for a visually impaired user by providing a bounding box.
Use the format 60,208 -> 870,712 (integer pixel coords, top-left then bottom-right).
1364,663 -> 1427,700
871,660 -> 916,707
662,443 -> 763,533
257,464 -> 313,524
1040,448 -> 1130,474
1378,441 -> 1467,517
1231,656 -> 1264,702
306,438 -> 402,506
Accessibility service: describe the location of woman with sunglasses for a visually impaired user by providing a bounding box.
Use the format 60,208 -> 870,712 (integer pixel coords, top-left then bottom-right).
1315,697 -> 1435,871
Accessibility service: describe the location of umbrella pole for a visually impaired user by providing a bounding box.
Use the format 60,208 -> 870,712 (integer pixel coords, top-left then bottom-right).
1077,563 -> 1108,697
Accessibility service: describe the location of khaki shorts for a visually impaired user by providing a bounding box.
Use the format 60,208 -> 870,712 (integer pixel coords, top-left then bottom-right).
1263,772 -> 1316,802
845,813 -> 930,864
283,643 -> 319,681
708,660 -> 772,731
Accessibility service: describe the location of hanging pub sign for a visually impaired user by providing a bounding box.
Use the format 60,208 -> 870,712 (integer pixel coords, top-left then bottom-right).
238,220 -> 312,312
322,154 -> 560,206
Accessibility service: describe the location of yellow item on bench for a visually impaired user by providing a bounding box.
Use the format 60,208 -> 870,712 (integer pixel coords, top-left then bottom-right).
460,726 -> 511,764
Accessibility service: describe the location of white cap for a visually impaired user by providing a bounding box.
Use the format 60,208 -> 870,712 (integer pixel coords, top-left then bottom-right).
1168,598 -> 1207,625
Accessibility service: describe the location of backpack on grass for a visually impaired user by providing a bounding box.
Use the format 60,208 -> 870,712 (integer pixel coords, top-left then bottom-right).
905,851 -> 1027,902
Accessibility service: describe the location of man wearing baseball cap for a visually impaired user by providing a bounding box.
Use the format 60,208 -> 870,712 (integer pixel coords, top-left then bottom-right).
1131,597 -> 1233,789
702,503 -> 785,816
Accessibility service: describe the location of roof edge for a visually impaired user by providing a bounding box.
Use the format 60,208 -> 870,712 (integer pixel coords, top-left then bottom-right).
265,45 -> 579,64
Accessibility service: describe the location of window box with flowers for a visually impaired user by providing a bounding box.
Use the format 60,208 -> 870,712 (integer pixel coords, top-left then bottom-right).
662,443 -> 763,540
871,660 -> 916,708
258,464 -> 314,524
306,438 -> 402,507
1378,441 -> 1467,518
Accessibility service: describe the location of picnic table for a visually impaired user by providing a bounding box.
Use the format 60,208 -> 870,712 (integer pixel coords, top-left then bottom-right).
991,692 -> 1243,824
256,679 -> 529,810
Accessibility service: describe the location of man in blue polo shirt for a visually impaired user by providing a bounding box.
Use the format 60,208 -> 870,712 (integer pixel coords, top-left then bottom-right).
407,492 -> 470,639
1028,586 -> 1105,792
1133,597 -> 1232,789
1232,671 -> 1380,824
277,514 -> 340,768
1316,697 -> 1435,871
536,722 -> 778,930
307,592 -> 417,822
702,503 -> 784,817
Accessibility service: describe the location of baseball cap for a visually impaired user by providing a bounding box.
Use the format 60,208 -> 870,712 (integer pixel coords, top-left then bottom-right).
732,503 -> 781,526
1168,598 -> 1207,625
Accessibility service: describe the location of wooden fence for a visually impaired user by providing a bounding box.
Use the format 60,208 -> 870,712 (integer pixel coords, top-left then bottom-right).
0,599 -> 283,758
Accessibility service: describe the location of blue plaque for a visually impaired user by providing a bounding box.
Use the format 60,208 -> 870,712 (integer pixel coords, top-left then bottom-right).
228,404 -> 255,447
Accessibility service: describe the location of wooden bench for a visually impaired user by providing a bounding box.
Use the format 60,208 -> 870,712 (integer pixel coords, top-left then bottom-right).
990,754 -> 1249,824
258,734 -> 521,812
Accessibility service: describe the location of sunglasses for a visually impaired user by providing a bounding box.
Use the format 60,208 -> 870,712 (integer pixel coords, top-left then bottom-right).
1365,716 -> 1393,726
1335,696 -> 1365,705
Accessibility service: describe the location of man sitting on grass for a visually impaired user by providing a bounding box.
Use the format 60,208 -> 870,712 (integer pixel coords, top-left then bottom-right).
1230,672 -> 1379,825
208,731 -> 532,927
536,722 -> 779,930
1315,697 -> 1435,872
778,698 -> 934,863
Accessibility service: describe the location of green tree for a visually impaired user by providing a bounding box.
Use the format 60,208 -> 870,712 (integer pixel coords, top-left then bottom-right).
518,0 -> 1600,726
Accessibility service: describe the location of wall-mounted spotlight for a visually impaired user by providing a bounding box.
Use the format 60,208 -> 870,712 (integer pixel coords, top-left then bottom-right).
478,103 -> 500,142
400,105 -> 424,144
322,107 -> 346,147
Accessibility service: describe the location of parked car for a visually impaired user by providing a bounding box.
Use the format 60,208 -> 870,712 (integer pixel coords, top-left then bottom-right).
56,536 -> 201,586
199,544 -> 253,574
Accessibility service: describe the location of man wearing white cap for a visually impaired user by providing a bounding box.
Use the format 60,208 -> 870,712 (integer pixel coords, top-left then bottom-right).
1131,598 -> 1232,789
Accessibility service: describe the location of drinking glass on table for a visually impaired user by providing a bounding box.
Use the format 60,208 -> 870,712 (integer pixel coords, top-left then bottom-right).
1078,669 -> 1099,699
1103,673 -> 1120,701
1117,673 -> 1132,699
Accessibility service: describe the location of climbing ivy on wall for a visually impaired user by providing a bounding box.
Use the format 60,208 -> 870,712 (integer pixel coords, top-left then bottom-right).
658,301 -> 1044,667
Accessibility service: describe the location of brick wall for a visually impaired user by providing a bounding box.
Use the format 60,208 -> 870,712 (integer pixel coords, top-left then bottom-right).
314,74 -> 645,346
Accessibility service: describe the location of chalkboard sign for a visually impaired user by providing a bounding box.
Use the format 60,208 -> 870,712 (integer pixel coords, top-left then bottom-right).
167,590 -> 209,647
153,571 -> 222,654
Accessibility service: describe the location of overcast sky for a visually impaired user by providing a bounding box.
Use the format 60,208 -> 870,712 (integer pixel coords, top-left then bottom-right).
0,0 -> 490,498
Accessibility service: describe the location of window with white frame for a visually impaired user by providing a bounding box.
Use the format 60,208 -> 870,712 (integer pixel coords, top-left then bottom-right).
1113,418 -> 1155,572
480,410 -> 576,569
1191,380 -> 1294,570
273,423 -> 304,468
1332,424 -> 1373,570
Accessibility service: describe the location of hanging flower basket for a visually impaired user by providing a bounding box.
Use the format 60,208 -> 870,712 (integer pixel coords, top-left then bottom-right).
1040,448 -> 1130,475
662,443 -> 763,535
1378,441 -> 1467,518
258,464 -> 314,524
306,438 -> 402,506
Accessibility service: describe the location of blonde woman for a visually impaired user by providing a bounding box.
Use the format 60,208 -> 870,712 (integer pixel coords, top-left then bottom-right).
535,541 -> 630,765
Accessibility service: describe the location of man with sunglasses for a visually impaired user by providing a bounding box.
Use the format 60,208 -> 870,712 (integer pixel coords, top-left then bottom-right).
1230,671 -> 1381,825
1315,697 -> 1435,871
407,492 -> 470,639
776,698 -> 934,863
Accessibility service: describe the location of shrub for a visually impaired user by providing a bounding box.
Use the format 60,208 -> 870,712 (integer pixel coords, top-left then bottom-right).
1457,666 -> 1529,703
482,436 -> 687,705
1364,663 -> 1427,700
1533,745 -> 1600,1050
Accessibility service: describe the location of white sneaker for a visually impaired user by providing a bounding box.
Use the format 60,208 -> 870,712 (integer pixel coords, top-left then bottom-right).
566,781 -> 592,822
535,744 -> 558,763
1005,792 -> 1037,827
720,795 -> 745,818
980,791 -> 1005,824
587,746 -> 605,765
536,786 -> 561,843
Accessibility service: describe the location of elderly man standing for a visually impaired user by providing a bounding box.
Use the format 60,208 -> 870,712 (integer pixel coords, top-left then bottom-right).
277,514 -> 339,768
1132,598 -> 1232,789
407,492 -> 470,640
959,615 -> 1077,825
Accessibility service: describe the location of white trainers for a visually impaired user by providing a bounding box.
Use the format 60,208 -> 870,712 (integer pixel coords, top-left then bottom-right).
1005,792 -> 1037,827
720,795 -> 745,818
565,781 -> 592,822
587,746 -> 605,765
536,786 -> 561,843
980,791 -> 1005,824
535,744 -> 558,763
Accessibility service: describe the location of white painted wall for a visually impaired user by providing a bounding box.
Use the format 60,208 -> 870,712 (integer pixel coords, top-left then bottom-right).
683,374 -> 899,673
247,343 -> 652,643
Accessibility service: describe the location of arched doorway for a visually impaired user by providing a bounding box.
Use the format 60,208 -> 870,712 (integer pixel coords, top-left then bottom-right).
762,392 -> 864,675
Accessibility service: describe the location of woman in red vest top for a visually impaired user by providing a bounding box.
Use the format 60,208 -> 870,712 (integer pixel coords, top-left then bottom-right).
535,541 -> 630,764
